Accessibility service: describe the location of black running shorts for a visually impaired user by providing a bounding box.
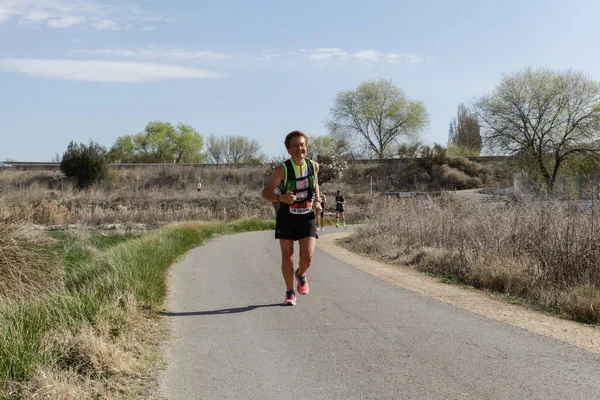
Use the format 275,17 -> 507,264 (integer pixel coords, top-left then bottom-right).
275,218 -> 317,241
335,204 -> 345,212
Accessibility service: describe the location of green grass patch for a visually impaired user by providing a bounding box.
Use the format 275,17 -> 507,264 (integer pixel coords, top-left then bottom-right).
88,231 -> 143,250
48,231 -> 143,270
439,274 -> 460,284
48,231 -> 94,269
0,218 -> 274,397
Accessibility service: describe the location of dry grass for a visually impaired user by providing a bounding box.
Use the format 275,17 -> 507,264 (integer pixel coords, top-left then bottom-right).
0,219 -> 61,300
0,162 -> 518,398
1,167 -> 261,224
346,195 -> 600,323
7,297 -> 166,400
0,220 -> 273,399
0,166 -> 374,228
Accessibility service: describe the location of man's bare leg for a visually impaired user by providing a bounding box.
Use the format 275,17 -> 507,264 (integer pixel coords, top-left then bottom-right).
297,236 -> 316,277
279,239 -> 295,290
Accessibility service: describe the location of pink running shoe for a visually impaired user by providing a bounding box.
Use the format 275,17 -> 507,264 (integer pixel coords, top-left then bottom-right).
295,269 -> 309,295
284,290 -> 296,306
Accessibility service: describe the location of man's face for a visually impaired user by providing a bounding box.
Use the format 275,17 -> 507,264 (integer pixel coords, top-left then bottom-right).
287,136 -> 307,158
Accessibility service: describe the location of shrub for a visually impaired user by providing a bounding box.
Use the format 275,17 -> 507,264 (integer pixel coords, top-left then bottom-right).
60,141 -> 109,189
447,156 -> 486,178
316,155 -> 349,184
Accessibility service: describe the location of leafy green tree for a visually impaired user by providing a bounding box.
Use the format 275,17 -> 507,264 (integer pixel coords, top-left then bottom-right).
307,135 -> 349,159
172,123 -> 205,163
109,121 -> 205,163
144,121 -> 174,162
108,135 -> 135,163
327,78 -> 429,159
475,67 -> 600,192
448,103 -> 482,156
60,140 -> 109,188
560,142 -> 600,175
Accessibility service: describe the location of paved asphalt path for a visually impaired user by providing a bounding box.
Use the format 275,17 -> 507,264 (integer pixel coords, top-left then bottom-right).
159,227 -> 600,400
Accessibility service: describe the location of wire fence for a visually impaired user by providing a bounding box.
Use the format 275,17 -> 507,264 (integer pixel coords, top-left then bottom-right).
514,173 -> 600,200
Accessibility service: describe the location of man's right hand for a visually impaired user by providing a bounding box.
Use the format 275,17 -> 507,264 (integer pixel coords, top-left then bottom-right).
280,193 -> 296,204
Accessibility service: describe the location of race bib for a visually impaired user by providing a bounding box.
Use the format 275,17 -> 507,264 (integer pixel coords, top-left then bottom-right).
290,200 -> 312,215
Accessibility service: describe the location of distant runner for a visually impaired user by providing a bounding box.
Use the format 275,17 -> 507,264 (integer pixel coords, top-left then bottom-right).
261,130 -> 322,306
317,192 -> 327,232
335,190 -> 346,228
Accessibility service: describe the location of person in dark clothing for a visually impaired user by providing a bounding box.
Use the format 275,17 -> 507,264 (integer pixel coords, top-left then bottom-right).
335,190 -> 346,228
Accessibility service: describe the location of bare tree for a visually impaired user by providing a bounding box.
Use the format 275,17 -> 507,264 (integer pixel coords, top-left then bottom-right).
225,136 -> 262,163
475,67 -> 600,192
207,135 -> 264,163
448,103 -> 482,156
327,79 -> 429,159
206,134 -> 227,164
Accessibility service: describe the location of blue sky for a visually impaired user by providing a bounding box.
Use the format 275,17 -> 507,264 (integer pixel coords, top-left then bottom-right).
1,0 -> 600,161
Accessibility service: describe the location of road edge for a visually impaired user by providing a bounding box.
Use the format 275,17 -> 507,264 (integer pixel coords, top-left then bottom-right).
319,232 -> 600,354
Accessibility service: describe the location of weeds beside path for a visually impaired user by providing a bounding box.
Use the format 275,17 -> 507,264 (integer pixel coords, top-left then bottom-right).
341,196 -> 600,325
0,219 -> 274,399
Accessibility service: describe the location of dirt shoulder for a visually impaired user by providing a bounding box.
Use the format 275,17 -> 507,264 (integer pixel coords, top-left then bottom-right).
319,232 -> 600,354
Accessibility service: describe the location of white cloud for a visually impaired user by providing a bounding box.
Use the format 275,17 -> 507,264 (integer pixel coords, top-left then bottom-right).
139,26 -> 155,32
306,48 -> 427,63
253,54 -> 273,61
309,48 -> 348,60
0,12 -> 13,23
78,46 -> 228,61
393,53 -> 425,63
353,50 -> 379,61
252,49 -> 279,61
47,15 -> 85,28
139,15 -> 169,22
0,58 -> 223,82
92,19 -> 117,30
0,0 -> 168,30
24,10 -> 52,22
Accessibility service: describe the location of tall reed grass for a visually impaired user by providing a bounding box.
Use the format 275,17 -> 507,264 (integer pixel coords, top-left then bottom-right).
346,196 -> 600,323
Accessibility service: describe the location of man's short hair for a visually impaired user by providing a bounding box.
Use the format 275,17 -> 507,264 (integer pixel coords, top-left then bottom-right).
284,130 -> 309,149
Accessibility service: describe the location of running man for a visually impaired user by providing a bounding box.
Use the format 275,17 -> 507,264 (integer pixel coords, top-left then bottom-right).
317,191 -> 327,232
335,190 -> 346,228
261,130 -> 322,306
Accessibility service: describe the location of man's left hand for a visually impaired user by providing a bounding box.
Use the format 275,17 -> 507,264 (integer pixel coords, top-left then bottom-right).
314,201 -> 322,215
